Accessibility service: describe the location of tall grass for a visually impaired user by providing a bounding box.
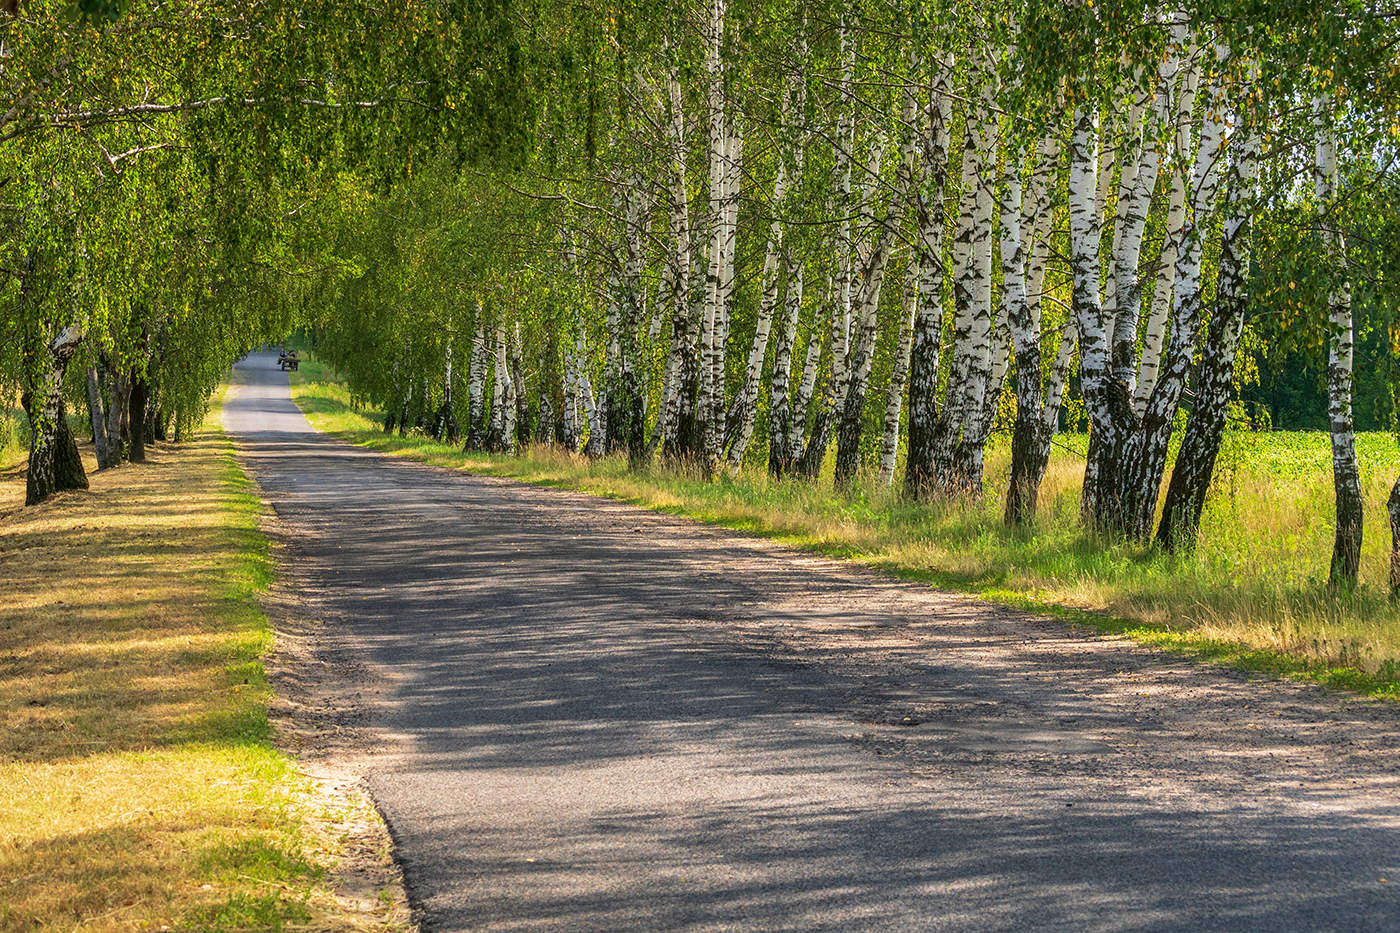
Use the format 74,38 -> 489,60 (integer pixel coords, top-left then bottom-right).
290,356 -> 1400,697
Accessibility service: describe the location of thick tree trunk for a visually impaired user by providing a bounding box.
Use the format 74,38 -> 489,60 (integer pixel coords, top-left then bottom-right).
85,367 -> 111,471
25,325 -> 88,505
562,347 -> 580,451
128,373 -> 150,463
467,316 -> 487,450
1003,112 -> 1065,524
1156,121 -> 1260,551
902,56 -> 954,500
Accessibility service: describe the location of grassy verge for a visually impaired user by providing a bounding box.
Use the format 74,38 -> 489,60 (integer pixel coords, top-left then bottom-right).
290,354 -> 1400,700
0,383 -> 408,932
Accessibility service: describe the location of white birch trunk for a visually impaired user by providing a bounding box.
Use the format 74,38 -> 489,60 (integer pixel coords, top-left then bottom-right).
1314,94 -> 1363,584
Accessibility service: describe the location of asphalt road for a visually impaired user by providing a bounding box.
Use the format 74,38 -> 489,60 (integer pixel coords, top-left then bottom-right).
227,352 -> 1400,931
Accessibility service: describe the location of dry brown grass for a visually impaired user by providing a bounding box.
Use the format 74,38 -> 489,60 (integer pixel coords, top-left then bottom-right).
0,402 -> 410,932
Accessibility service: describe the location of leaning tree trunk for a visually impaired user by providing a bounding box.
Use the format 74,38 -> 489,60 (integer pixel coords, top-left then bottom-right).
835,138 -> 908,490
85,367 -> 111,470
834,58 -> 921,490
1116,45 -> 1232,540
1156,119 -> 1260,551
25,325 -> 89,505
1135,49 -> 1202,417
1314,96 -> 1363,587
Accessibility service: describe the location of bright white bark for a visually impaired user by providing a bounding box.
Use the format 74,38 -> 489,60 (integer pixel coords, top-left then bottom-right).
1314,94 -> 1363,584
1135,41 -> 1202,415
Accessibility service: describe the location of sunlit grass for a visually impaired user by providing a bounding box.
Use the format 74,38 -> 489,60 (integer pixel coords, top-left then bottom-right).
291,355 -> 1400,698
0,383 -> 408,932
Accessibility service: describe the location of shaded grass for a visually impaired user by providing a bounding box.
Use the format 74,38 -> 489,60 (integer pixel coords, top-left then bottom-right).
0,383 -> 407,932
290,355 -> 1400,699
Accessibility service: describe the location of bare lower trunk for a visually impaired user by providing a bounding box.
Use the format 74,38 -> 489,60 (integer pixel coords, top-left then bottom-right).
25,325 -> 88,505
106,367 -> 130,465
1389,479 -> 1400,600
901,55 -> 955,500
85,367 -> 111,470
767,263 -> 804,477
128,373 -> 150,463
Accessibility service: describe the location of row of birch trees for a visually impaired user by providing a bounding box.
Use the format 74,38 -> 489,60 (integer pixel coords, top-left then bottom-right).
308,0 -> 1400,590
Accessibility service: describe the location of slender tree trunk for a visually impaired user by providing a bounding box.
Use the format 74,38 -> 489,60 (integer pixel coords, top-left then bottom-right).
661,59 -> 697,462
1314,96 -> 1363,587
106,366 -> 130,464
1157,121 -> 1260,550
510,322 -> 530,451
128,372 -> 150,463
767,260 -> 804,477
85,367 -> 111,471
1002,160 -> 1043,525
1389,479 -> 1400,600
797,18 -> 855,483
727,65 -> 804,469
878,270 -> 918,486
1068,106 -> 1118,527
785,292 -> 824,476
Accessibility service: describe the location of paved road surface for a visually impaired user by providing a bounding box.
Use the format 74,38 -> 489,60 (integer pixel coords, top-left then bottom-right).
227,352 -> 1400,931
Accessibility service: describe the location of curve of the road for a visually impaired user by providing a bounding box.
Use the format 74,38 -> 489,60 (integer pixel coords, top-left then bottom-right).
226,352 -> 1400,932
